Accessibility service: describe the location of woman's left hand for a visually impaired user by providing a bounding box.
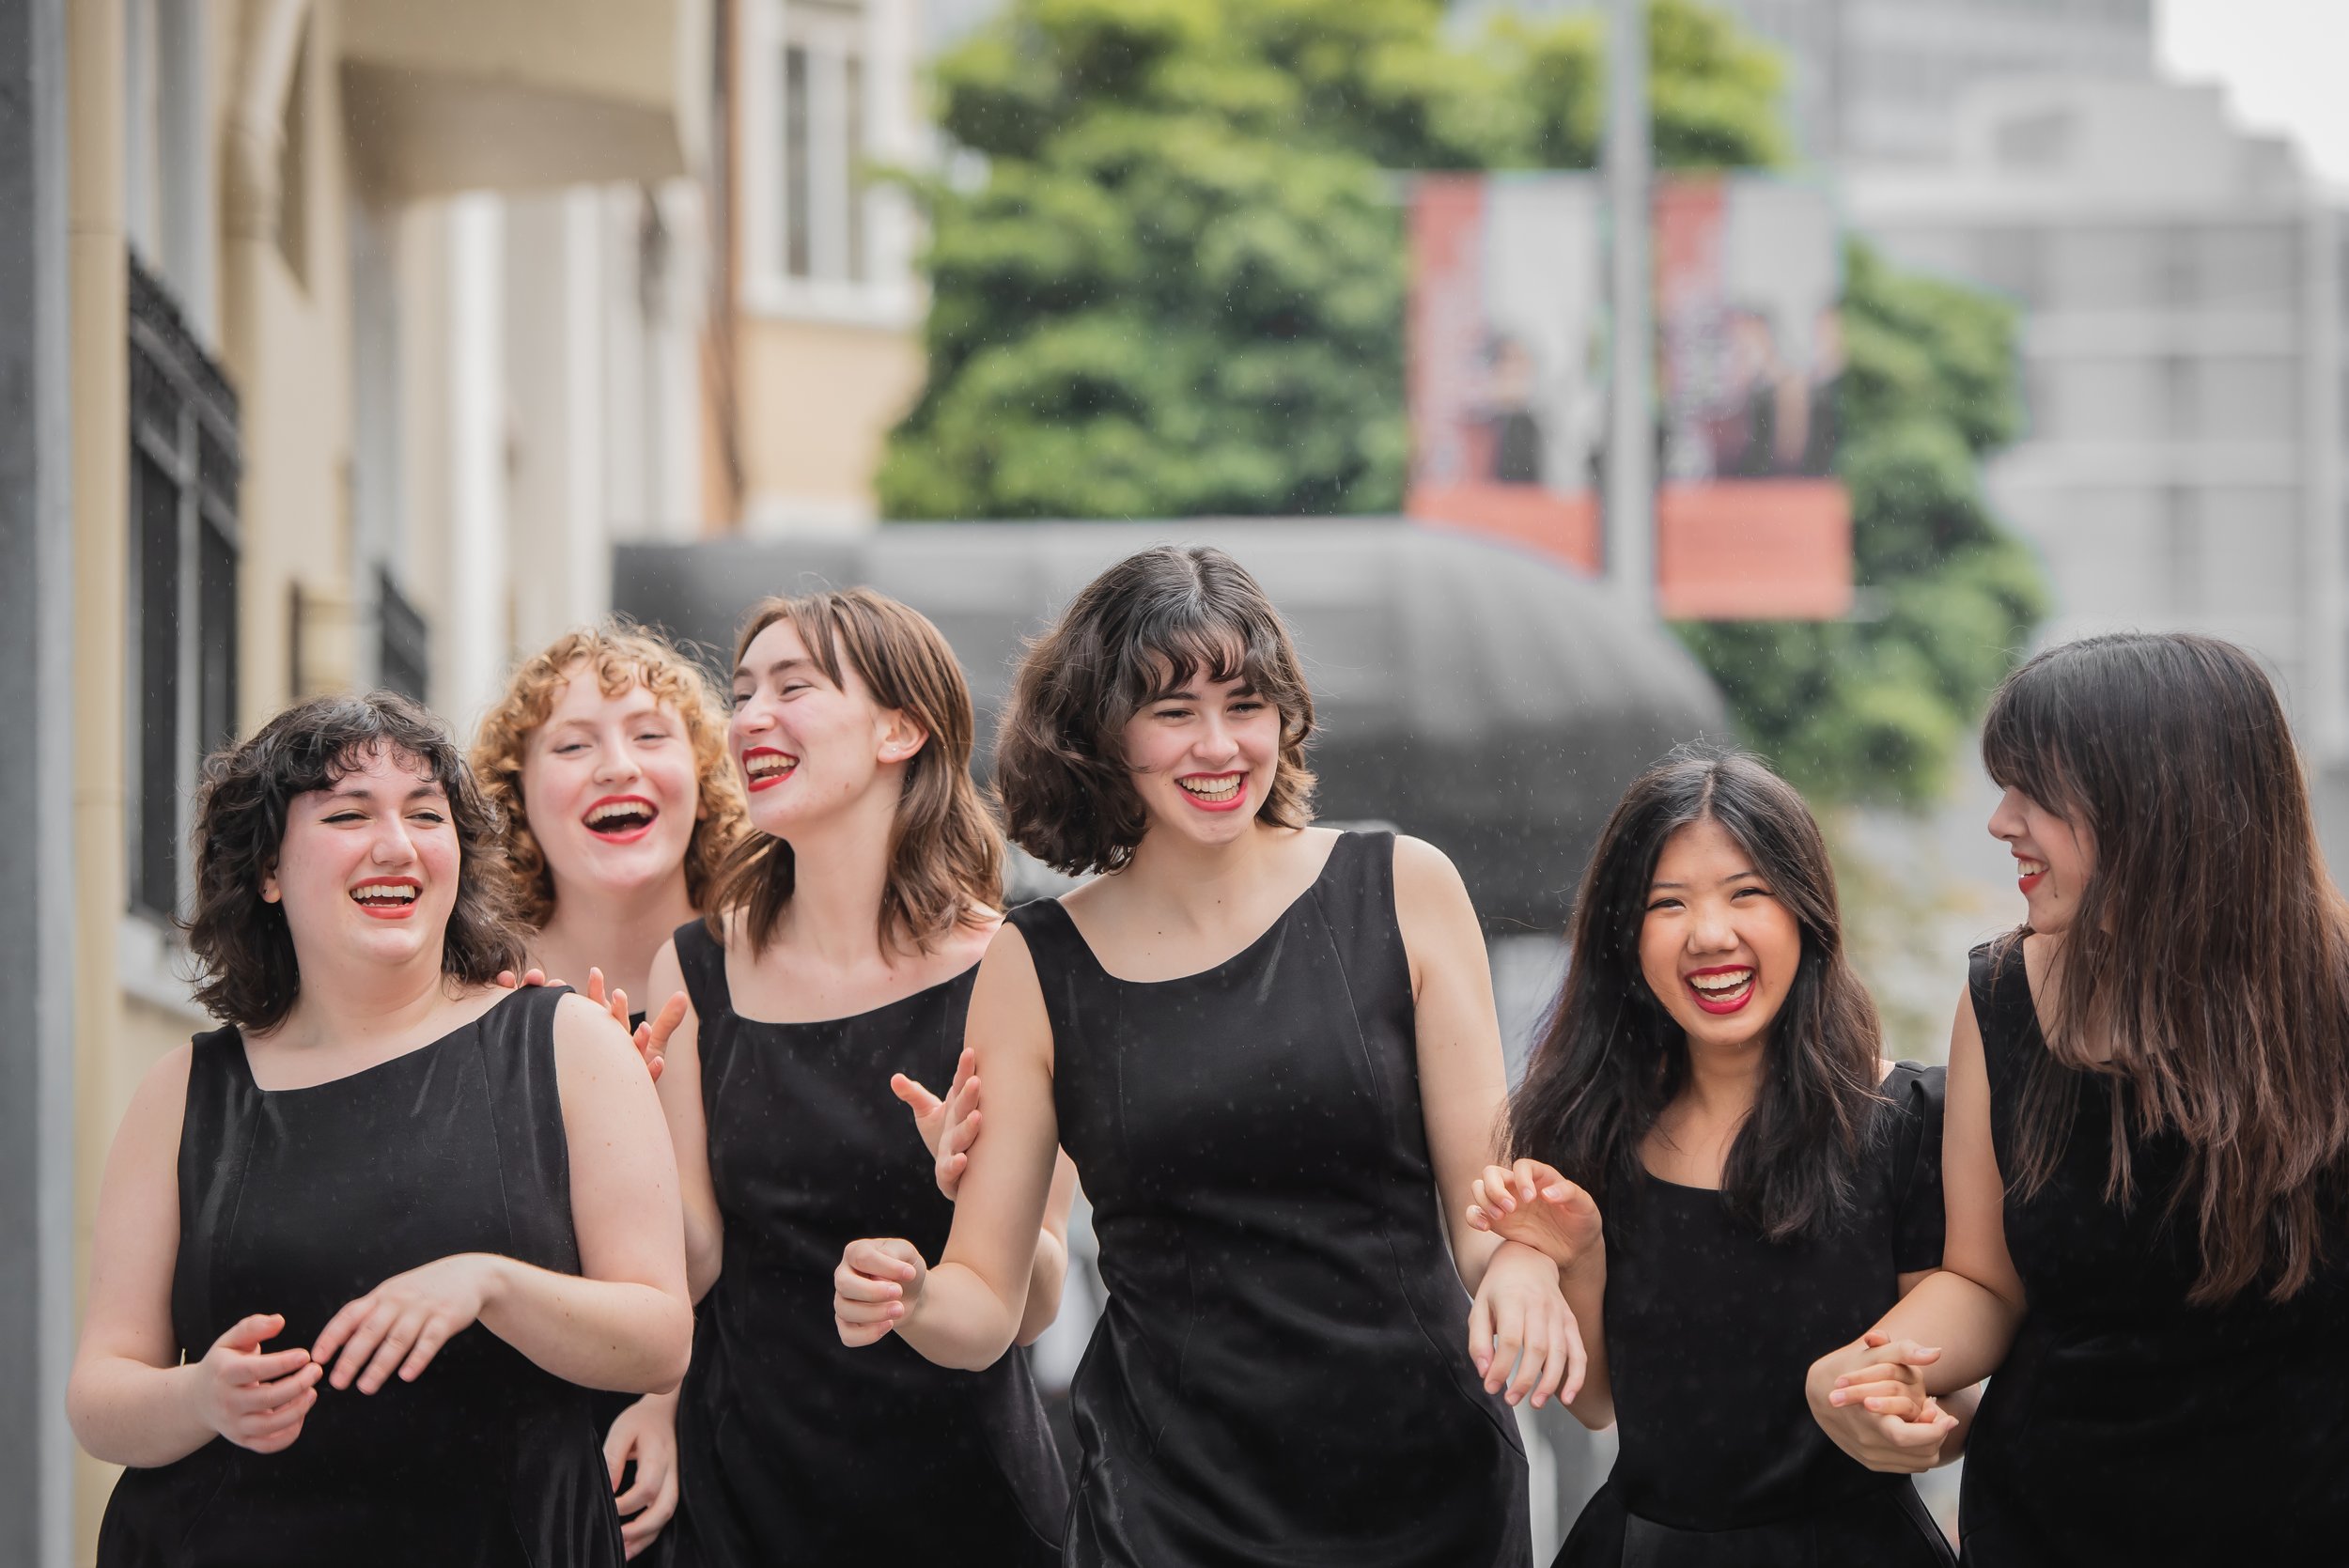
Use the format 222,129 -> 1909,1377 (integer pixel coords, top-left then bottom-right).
310,1253 -> 506,1394
494,967 -> 683,1083
1468,1240 -> 1585,1409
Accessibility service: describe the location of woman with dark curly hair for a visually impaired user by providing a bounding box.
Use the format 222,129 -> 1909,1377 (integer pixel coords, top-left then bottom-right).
70,691 -> 692,1568
833,544 -> 1572,1568
645,589 -> 1072,1567
472,624 -> 748,1561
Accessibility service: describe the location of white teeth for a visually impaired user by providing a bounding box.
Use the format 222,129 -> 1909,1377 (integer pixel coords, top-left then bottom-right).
744,753 -> 797,779
1178,776 -> 1241,801
1688,969 -> 1753,995
2017,860 -> 2046,877
587,801 -> 653,826
351,885 -> 417,904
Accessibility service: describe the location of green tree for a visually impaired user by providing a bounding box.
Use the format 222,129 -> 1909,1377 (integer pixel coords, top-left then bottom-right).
882,0 -> 2044,804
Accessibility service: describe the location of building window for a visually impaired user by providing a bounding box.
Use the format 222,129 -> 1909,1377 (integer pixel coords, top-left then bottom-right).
127,254 -> 241,924
746,0 -> 914,323
377,568 -> 430,705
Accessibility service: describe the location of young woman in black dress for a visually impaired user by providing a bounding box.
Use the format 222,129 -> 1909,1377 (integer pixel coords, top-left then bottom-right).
833,545 -> 1578,1567
70,691 -> 692,1568
472,624 -> 748,1560
641,589 -> 1074,1567
1468,745 -> 1961,1565
1808,633 -> 2349,1563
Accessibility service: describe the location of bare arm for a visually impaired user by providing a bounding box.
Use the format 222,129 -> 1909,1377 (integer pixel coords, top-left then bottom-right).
1394,836 -> 1583,1410
1016,1154 -> 1081,1347
835,924 -> 1064,1372
647,939 -> 723,1302
68,1046 -> 319,1467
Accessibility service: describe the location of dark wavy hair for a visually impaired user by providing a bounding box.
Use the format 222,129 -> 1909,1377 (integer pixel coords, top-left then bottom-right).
186,691 -> 528,1030
1508,744 -> 1885,1242
709,588 -> 1003,955
993,545 -> 1316,875
1983,632 -> 2349,1303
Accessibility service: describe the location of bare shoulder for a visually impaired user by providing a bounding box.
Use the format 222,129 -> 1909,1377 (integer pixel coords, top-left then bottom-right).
1392,832 -> 1467,893
123,1040 -> 197,1135
551,990 -> 643,1071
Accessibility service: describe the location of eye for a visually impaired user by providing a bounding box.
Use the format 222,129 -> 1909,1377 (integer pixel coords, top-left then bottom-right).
323,811 -> 366,825
1645,896 -> 1683,912
1230,699 -> 1268,715
1731,884 -> 1771,901
410,810 -> 448,826
730,690 -> 753,709
553,741 -> 588,755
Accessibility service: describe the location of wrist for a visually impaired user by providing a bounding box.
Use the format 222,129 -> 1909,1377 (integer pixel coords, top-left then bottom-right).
473,1252 -> 518,1312
171,1360 -> 214,1435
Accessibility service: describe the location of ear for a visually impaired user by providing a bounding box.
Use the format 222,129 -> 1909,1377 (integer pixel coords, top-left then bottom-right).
877,708 -> 930,767
260,863 -> 282,904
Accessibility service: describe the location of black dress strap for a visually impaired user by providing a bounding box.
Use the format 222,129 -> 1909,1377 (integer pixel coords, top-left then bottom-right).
1967,937 -> 2037,1100
1881,1061 -> 1948,1274
673,918 -> 732,1020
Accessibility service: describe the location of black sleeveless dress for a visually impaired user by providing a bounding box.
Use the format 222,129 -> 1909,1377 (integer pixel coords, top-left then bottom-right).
1960,939 -> 2349,1565
668,921 -> 1065,1568
96,986 -> 624,1568
1007,831 -> 1532,1567
1554,1063 -> 1954,1567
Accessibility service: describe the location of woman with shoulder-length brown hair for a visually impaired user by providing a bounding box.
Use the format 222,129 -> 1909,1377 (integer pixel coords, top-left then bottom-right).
1809,631 -> 2349,1562
70,691 -> 691,1568
470,622 -> 747,1561
832,544 -> 1578,1567
640,588 -> 1074,1567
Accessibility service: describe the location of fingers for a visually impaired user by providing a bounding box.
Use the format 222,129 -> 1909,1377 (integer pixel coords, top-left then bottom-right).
891,1073 -> 942,1118
351,1306 -> 430,1394
607,987 -> 631,1030
496,970 -> 519,989
234,1381 -> 319,1452
1477,1166 -> 1519,1216
396,1318 -> 457,1384
1485,1292 -> 1527,1401
307,1296 -> 370,1373
323,1298 -> 401,1390
226,1360 -> 322,1414
1467,1288 -> 1493,1382
585,968 -> 608,1007
642,991 -> 687,1056
620,1464 -> 678,1558
238,1344 -> 314,1384
1558,1300 -> 1590,1406
215,1312 -> 286,1355
613,1442 -> 669,1516
1526,1299 -> 1570,1409
847,1237 -> 921,1283
1504,1298 -> 1551,1405
603,1425 -> 637,1494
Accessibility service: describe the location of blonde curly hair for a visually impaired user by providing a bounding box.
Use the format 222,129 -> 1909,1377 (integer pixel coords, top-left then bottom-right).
471,621 -> 748,930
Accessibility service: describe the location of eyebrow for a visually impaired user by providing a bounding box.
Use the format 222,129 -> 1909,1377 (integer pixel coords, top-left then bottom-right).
321,781 -> 445,805
1149,678 -> 1260,702
1649,868 -> 1762,890
733,656 -> 817,683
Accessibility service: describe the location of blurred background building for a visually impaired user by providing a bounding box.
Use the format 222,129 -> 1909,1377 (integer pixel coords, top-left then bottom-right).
6,0 -> 2348,1561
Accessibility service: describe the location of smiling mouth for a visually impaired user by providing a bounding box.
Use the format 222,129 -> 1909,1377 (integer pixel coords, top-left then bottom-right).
1176,773 -> 1246,811
2015,858 -> 2047,889
350,879 -> 421,919
583,798 -> 658,839
742,749 -> 798,792
1685,966 -> 1755,1014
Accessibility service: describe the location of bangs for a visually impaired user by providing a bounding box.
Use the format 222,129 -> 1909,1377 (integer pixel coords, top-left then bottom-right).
1117,597 -> 1298,714
1981,657 -> 2084,820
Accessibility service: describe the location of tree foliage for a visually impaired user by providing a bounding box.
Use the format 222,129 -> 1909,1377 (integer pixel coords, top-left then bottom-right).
882,0 -> 2044,804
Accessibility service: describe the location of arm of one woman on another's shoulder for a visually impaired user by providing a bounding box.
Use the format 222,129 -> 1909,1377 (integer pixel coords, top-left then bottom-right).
69,1044 -> 216,1466
644,938 -> 722,1301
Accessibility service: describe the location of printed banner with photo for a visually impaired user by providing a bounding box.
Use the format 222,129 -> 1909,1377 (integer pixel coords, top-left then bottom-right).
1407,174 -> 1852,619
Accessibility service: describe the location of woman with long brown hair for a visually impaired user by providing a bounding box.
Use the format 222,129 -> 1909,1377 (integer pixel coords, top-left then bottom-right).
471,623 -> 748,1560
643,589 -> 1073,1566
1471,745 -> 1958,1566
1808,632 -> 2349,1561
832,545 -> 1576,1567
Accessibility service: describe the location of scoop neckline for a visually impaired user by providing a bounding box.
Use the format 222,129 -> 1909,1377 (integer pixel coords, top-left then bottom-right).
1638,1060 -> 1927,1195
1045,831 -> 1354,987
231,986 -> 525,1095
724,959 -> 980,1029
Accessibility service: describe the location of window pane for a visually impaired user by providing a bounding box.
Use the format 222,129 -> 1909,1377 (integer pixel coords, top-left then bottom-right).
132,451 -> 180,920
786,44 -> 812,279
846,54 -> 867,284
198,520 -> 238,757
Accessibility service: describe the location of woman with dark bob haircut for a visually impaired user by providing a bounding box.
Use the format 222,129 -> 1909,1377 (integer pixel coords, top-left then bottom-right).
1809,632 -> 2349,1563
1470,745 -> 1961,1566
833,545 -> 1574,1567
70,691 -> 692,1568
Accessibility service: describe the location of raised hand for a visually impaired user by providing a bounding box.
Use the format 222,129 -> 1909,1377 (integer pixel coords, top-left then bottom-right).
834,1237 -> 927,1347
1808,1329 -> 1957,1473
1464,1158 -> 1604,1275
311,1252 -> 505,1395
890,1048 -> 982,1200
603,1393 -> 680,1560
1468,1242 -> 1586,1409
186,1312 -> 321,1453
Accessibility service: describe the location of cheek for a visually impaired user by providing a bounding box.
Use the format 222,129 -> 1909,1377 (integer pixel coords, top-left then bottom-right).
1752,910 -> 1804,988
1636,919 -> 1680,999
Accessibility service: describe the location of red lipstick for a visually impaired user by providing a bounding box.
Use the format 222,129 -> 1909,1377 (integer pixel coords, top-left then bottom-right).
1684,963 -> 1756,1016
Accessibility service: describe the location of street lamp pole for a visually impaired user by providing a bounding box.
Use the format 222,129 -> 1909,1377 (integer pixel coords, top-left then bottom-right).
1604,0 -> 1654,612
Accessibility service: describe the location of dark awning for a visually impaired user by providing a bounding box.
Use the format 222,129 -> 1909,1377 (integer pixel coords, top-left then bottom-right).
613,520 -> 1728,930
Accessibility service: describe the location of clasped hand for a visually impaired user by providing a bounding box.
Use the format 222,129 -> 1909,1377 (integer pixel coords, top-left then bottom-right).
1807,1328 -> 1956,1473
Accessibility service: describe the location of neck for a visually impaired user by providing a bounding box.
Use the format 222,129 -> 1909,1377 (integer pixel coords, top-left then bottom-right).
769,783 -> 903,968
1680,1031 -> 1766,1124
1120,816 -> 1280,930
270,944 -> 455,1049
535,865 -> 700,1001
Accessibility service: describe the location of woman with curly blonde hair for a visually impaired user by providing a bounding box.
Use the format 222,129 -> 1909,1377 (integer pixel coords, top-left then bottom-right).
472,621 -> 747,1561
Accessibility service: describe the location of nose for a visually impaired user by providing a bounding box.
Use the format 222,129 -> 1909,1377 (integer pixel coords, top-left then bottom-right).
370,814 -> 420,866
1987,786 -> 2027,843
1193,709 -> 1243,766
1687,898 -> 1739,955
593,734 -> 641,785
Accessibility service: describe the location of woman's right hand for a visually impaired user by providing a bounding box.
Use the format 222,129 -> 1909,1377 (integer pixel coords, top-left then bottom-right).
603,1392 -> 681,1560
187,1312 -> 321,1453
1465,1159 -> 1604,1274
834,1238 -> 927,1346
